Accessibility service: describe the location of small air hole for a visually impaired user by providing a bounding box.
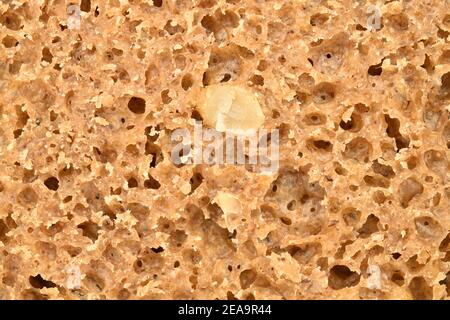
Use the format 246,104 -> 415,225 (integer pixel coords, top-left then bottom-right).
287,200 -> 296,211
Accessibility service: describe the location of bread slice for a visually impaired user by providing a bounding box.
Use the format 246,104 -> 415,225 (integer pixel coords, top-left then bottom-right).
0,0 -> 449,300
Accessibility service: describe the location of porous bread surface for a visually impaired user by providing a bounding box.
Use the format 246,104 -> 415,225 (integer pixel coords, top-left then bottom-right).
0,0 -> 450,300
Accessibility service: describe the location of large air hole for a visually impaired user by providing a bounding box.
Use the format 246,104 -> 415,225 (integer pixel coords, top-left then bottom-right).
239,269 -> 257,289
128,97 -> 146,114
80,0 -> 91,12
127,177 -> 138,188
371,160 -> 395,178
77,221 -> 99,242
144,175 -> 161,189
309,139 -> 333,152
181,74 -> 193,91
2,35 -> 18,48
44,176 -> 59,191
1,11 -> 21,30
398,177 -> 423,208
385,114 -> 409,151
312,82 -> 336,104
145,142 -> 163,168
357,214 -> 380,238
328,265 -> 360,290
339,112 -> 362,132
343,137 -> 372,162
29,275 -> 57,289
368,60 -> 383,76
408,276 -> 433,300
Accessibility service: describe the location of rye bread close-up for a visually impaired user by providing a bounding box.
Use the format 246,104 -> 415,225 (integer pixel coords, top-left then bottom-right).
0,0 -> 449,300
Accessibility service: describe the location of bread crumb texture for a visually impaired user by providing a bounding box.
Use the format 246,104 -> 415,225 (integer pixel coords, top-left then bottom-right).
0,0 -> 450,300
